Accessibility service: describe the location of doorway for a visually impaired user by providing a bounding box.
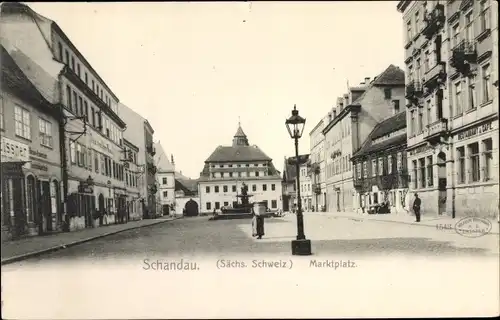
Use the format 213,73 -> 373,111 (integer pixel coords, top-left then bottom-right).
162,204 -> 170,216
437,152 -> 447,215
184,199 -> 199,216
98,194 -> 105,225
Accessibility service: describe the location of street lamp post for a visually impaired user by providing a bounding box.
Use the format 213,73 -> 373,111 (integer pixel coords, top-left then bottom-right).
285,105 -> 312,256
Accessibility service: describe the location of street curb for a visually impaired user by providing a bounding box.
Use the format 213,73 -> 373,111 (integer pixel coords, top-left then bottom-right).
1,218 -> 180,266
335,215 -> 500,235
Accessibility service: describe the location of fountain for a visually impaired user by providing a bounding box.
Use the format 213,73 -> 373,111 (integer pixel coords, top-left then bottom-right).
211,183 -> 254,220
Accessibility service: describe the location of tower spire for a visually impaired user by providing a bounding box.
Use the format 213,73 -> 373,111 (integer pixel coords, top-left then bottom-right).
232,119 -> 249,146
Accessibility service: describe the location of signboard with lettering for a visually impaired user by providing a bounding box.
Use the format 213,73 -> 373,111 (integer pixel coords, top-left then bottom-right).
457,121 -> 494,141
29,148 -> 48,159
409,144 -> 431,156
92,138 -> 112,155
0,161 -> 26,178
31,163 -> 49,172
1,137 -> 29,162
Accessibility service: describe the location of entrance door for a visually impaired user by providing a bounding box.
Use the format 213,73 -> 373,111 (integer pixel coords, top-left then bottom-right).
282,195 -> 289,212
336,191 -> 341,212
163,205 -> 170,215
437,152 -> 447,215
41,181 -> 52,232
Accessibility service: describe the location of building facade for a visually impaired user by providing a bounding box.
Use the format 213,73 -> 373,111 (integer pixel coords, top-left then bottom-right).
298,157 -> 313,211
398,0 -> 498,218
282,156 -> 297,212
154,142 -> 176,216
1,45 -> 64,240
174,177 -> 200,217
322,65 -> 406,213
309,118 -> 326,211
144,121 -> 158,218
351,112 -> 410,213
1,2 -> 130,231
198,123 -> 282,214
123,139 -> 142,221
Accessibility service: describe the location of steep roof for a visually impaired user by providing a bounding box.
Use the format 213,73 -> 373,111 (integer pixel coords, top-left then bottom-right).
205,145 -> 272,163
352,112 -> 407,158
175,177 -> 198,196
282,154 -> 309,182
154,141 -> 175,172
234,125 -> 246,137
351,64 -> 405,105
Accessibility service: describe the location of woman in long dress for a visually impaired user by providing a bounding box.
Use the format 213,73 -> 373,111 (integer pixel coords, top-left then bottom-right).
252,207 -> 265,239
251,208 -> 258,237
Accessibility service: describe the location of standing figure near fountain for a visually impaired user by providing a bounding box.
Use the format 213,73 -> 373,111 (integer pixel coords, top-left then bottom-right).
252,201 -> 266,239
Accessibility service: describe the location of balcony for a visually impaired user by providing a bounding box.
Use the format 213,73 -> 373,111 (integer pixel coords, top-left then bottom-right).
422,4 -> 445,40
424,118 -> 448,143
423,62 -> 446,91
450,41 -> 477,74
405,81 -> 423,104
146,143 -> 156,156
313,183 -> 322,194
147,163 -> 157,175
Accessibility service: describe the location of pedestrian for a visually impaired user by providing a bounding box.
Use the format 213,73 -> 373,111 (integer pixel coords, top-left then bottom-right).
252,205 -> 265,239
413,193 -> 421,222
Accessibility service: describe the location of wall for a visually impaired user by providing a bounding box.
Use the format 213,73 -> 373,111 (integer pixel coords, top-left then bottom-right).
175,195 -> 200,216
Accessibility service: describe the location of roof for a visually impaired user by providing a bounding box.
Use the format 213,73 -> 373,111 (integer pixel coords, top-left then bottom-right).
175,178 -> 198,195
205,145 -> 272,163
371,64 -> 405,86
352,112 -> 407,158
234,125 -> 246,137
283,154 -> 309,182
154,141 -> 175,172
1,44 -> 59,117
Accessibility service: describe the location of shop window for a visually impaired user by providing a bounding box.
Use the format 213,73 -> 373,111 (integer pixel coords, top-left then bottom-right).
483,138 -> 493,181
457,147 -> 465,184
427,156 -> 433,187
419,158 -> 426,188
468,143 -> 480,182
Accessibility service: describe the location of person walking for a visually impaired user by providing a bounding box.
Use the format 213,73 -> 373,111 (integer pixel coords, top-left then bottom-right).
413,193 -> 421,222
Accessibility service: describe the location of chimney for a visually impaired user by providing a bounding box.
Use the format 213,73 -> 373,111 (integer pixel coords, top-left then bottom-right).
171,154 -> 175,164
365,77 -> 370,84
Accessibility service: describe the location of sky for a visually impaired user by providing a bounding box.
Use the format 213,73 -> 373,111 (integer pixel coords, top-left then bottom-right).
29,1 -> 405,179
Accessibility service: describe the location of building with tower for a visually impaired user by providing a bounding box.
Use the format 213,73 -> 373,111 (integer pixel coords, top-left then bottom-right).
198,122 -> 282,214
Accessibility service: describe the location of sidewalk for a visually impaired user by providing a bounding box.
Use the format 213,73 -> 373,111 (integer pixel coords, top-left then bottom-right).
1,217 -> 180,265
304,211 -> 500,235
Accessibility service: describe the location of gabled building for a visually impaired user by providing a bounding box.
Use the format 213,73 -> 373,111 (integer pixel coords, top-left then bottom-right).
154,141 -> 175,216
323,64 -> 406,213
397,0 -> 499,218
198,123 -> 282,214
309,117 -> 327,211
351,111 -> 410,213
123,138 -> 142,221
282,156 -> 297,212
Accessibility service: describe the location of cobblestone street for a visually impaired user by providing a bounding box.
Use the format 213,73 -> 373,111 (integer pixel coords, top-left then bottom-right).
3,213 -> 498,269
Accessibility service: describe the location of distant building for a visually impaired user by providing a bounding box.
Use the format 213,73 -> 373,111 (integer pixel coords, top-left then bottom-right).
397,0 -> 498,218
298,157 -> 313,211
323,65 -> 406,213
198,123 -> 282,214
123,139 -> 142,221
174,175 -> 200,217
351,112 -> 410,213
154,142 -> 175,216
309,117 -> 327,211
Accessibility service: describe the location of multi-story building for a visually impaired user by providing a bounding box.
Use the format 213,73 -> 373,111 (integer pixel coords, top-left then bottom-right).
154,142 -> 175,216
397,0 -> 498,218
309,118 -> 326,211
1,44 -> 64,240
198,123 -> 282,214
118,102 -> 157,219
174,176 -> 200,216
123,138 -> 142,221
282,154 -> 309,212
323,65 -> 406,213
351,112 -> 410,213
298,157 -> 313,211
144,121 -> 158,218
1,2 -> 129,231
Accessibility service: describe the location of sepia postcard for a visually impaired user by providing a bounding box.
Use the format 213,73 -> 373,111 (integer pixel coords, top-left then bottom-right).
1,1 -> 499,319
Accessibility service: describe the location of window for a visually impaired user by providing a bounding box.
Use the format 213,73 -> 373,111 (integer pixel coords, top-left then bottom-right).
378,157 -> 384,176
76,144 -> 83,167
90,107 -> 95,126
73,91 -> 78,114
384,88 -> 392,99
415,58 -> 421,81
469,142 -> 480,182
427,156 -> 433,187
70,141 -> 76,164
467,75 -> 477,110
263,184 -> 267,191
372,159 -> 377,177
223,185 -> 228,193
223,202 -> 229,207
483,138 -> 493,181
206,202 -> 211,210
415,10 -> 420,33
426,99 -> 432,127
252,184 -> 257,192
100,154 -> 106,175
482,63 -> 491,103
454,81 -> 463,115
406,20 -> 412,42
232,185 -> 237,192
418,108 -> 423,133
229,172 -> 233,178
84,72 -> 88,85
205,186 -> 210,193
271,184 -> 276,191
271,200 -> 277,208
356,163 -> 362,179
215,202 -> 220,210
92,80 -> 95,92
424,52 -> 430,74
363,161 -> 368,178
410,110 -> 416,135
392,100 -> 400,114
163,191 -> 168,198
162,177 -> 167,185
451,23 -> 460,48
65,50 -> 69,64
465,12 -> 473,41
479,1 -> 491,33
71,56 -> 75,70
255,171 -> 260,177
76,63 -> 81,77
388,156 -> 393,174
214,186 -> 219,193
412,160 -> 418,188
0,96 -> 4,130
39,118 -> 53,147
94,152 -> 99,173
14,106 -> 31,139
419,158 -> 426,188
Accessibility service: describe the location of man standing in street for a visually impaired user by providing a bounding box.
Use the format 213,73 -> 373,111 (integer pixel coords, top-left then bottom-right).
413,193 -> 421,222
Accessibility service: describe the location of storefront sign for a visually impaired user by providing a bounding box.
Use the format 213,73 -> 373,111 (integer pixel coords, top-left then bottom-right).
0,161 -> 25,178
1,137 -> 29,162
409,144 -> 431,156
92,139 -> 112,154
29,148 -> 48,159
31,162 -> 48,172
457,121 -> 494,141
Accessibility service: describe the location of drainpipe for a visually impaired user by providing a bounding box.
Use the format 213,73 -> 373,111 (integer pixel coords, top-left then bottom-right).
57,73 -> 70,231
